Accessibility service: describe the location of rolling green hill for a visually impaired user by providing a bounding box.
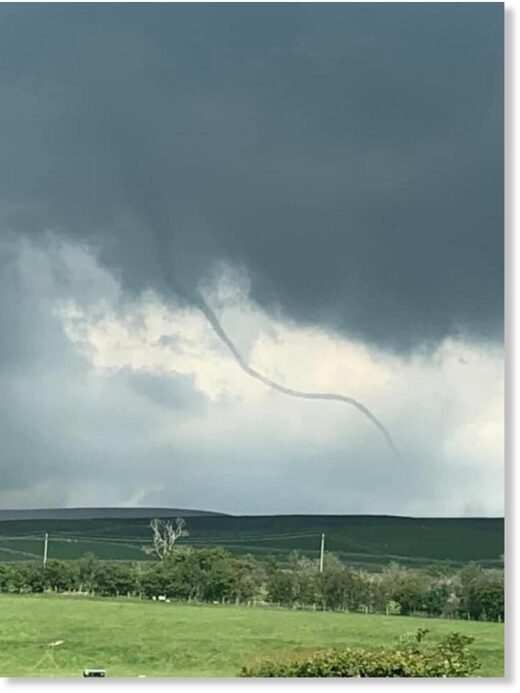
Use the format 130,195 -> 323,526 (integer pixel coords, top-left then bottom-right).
0,512 -> 504,568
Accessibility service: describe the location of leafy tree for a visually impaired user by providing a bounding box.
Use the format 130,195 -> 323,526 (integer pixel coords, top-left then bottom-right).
294,571 -> 318,607
465,571 -> 504,621
22,564 -> 46,593
316,555 -> 363,612
204,564 -> 232,601
381,565 -> 430,616
229,555 -> 266,603
92,563 -> 137,597
442,592 -> 462,619
267,570 -> 296,606
0,564 -> 15,592
424,581 -> 450,616
78,552 -> 97,593
44,560 -> 79,592
139,563 -> 169,599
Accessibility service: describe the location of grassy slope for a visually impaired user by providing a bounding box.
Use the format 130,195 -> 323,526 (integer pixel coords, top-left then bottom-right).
0,594 -> 504,678
0,515 -> 504,567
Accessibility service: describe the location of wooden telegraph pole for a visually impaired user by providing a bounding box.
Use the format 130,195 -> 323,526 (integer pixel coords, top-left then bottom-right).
319,533 -> 325,573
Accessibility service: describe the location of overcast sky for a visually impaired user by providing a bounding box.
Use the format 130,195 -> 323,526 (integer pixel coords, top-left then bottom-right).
0,3 -> 503,516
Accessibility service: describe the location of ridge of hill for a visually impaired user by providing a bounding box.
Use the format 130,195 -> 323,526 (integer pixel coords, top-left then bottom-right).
0,507 -> 228,521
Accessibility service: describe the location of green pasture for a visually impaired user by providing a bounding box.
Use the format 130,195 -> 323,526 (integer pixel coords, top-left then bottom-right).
0,593 -> 504,678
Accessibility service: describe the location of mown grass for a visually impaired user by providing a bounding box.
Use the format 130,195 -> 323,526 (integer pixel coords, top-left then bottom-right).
0,593 -> 504,678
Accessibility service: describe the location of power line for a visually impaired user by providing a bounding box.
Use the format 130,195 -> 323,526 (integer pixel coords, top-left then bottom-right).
4,530 -> 324,545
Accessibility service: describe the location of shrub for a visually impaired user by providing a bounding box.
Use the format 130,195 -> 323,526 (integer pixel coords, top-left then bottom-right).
240,630 -> 480,678
385,599 -> 401,615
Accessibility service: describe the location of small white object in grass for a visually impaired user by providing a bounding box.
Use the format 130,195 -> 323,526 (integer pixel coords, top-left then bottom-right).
83,669 -> 106,677
49,640 -> 64,647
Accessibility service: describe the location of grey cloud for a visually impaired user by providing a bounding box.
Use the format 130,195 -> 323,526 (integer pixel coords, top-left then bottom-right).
115,368 -> 206,412
0,2 -> 503,352
0,238 -> 205,503
0,236 -> 503,515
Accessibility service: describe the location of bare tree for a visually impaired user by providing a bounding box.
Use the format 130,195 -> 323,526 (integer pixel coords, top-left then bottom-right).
143,517 -> 189,560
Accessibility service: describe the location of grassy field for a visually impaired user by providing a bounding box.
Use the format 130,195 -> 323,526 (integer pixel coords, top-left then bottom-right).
0,594 -> 504,678
0,515 -> 504,568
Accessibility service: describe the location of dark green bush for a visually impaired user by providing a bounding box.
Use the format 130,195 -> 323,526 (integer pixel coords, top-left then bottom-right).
240,630 -> 480,678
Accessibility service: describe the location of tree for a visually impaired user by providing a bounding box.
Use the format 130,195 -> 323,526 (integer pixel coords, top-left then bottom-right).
144,518 -> 189,561
0,564 -> 15,593
229,555 -> 266,603
442,592 -> 461,619
457,563 -> 483,619
391,571 -> 430,615
316,554 -> 357,612
78,552 -> 97,593
267,570 -> 296,606
22,564 -> 46,593
92,563 -> 137,597
44,560 -> 79,593
203,558 -> 234,603
460,569 -> 504,622
294,570 -> 319,607
424,581 -> 451,616
381,564 -> 430,616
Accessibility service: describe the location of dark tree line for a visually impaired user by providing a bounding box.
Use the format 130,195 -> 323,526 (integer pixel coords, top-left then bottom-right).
0,550 -> 504,623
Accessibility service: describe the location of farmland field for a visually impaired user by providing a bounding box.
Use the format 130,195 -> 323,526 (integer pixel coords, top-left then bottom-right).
0,594 -> 504,678
0,514 -> 504,568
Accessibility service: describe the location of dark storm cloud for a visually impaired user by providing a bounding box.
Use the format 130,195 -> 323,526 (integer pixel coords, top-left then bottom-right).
0,2 -> 503,351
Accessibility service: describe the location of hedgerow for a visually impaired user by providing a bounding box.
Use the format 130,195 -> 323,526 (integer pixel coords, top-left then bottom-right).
239,629 -> 480,677
0,553 -> 504,623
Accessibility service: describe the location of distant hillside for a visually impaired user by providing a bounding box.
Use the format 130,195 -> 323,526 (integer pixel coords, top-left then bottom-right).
0,507 -> 228,521
0,513 -> 503,568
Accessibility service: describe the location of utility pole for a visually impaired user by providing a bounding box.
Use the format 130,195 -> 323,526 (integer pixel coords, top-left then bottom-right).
319,533 -> 325,573
43,532 -> 49,567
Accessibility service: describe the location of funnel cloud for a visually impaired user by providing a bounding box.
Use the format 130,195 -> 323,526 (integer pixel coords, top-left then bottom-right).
190,291 -> 400,457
